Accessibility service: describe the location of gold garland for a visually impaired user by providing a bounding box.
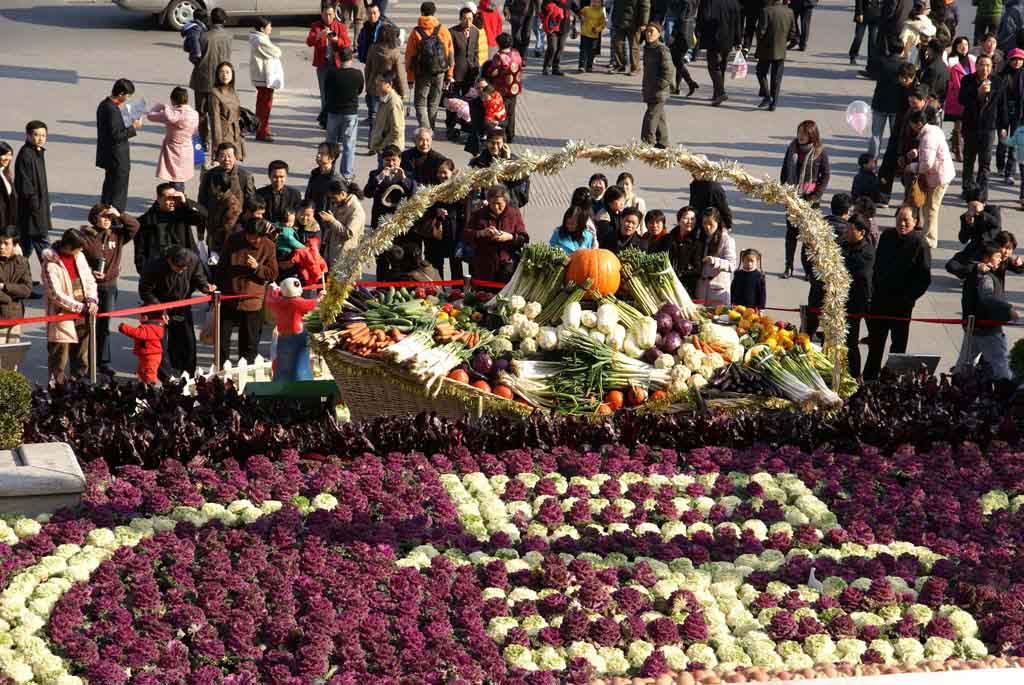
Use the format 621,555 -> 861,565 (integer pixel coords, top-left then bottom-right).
318,142 -> 851,368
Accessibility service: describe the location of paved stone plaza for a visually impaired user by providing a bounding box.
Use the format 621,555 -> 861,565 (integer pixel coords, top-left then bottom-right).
0,0 -> 1018,383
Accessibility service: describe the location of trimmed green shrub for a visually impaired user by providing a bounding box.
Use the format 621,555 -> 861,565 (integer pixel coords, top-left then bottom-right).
0,370 -> 31,449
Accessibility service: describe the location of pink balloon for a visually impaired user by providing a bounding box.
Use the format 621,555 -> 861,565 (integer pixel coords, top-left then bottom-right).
848,112 -> 869,135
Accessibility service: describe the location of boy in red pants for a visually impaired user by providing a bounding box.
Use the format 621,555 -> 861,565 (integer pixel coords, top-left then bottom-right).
119,311 -> 167,384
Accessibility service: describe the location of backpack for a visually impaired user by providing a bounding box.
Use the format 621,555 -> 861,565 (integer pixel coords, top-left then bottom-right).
415,26 -> 449,75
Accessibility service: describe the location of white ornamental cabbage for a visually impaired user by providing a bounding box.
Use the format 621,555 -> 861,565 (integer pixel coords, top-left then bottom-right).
626,640 -> 654,668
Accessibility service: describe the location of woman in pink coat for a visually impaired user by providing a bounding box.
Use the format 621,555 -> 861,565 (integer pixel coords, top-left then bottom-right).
944,37 -> 976,163
147,87 -> 199,187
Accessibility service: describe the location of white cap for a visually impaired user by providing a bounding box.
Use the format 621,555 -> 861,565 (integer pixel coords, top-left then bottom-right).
462,1 -> 478,12
279,277 -> 303,299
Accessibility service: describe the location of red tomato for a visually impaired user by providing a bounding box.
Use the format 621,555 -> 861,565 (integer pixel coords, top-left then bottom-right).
603,390 -> 625,411
447,369 -> 470,384
492,385 -> 514,400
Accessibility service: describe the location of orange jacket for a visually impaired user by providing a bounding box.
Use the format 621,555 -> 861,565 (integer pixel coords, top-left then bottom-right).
405,15 -> 454,83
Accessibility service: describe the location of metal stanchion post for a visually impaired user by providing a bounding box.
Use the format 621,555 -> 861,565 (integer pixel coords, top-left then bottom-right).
88,312 -> 97,384
798,305 -> 808,335
962,315 -> 976,371
212,291 -> 222,370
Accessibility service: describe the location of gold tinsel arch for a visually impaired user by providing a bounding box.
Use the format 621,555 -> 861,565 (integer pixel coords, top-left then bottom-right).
318,141 -> 851,375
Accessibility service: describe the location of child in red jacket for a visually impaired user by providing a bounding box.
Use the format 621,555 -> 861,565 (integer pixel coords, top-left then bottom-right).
119,311 -> 167,384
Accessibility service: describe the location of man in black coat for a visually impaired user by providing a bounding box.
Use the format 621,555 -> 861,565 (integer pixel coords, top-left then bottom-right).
862,205 -> 931,380
469,129 -> 530,208
505,0 -> 541,60
959,54 -> 1010,201
255,160 -> 302,224
868,46 -> 911,161
365,145 -> 418,231
957,190 -> 1002,246
612,0 -> 651,73
946,196 -> 1006,279
787,0 -> 816,52
96,79 -> 141,213
14,120 -> 51,276
138,246 -> 216,379
867,0 -> 912,77
917,40 -> 949,104
841,216 -> 875,377
689,178 -> 733,228
697,0 -> 741,106
756,0 -> 795,110
803,193 -> 853,337
135,183 -> 207,273
957,241 -> 1018,378
401,127 -> 450,184
849,0 -> 881,66
598,207 -> 649,253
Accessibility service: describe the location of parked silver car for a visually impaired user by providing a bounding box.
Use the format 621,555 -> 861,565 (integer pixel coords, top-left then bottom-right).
113,0 -> 318,31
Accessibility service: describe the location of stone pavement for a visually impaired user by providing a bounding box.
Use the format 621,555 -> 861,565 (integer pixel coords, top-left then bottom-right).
0,0 -> 1018,385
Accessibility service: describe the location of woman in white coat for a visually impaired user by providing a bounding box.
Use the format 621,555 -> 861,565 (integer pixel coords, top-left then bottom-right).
146,87 -> 199,189
695,206 -> 737,306
42,229 -> 97,384
249,16 -> 283,142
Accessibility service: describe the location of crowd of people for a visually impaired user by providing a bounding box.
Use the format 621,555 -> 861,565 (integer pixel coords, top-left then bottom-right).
0,0 -> 1023,386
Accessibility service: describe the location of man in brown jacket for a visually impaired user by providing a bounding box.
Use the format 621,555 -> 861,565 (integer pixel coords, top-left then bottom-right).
215,218 -> 277,365
0,229 -> 32,345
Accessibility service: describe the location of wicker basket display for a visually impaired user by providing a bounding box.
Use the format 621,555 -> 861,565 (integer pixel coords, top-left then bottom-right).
312,331 -> 532,421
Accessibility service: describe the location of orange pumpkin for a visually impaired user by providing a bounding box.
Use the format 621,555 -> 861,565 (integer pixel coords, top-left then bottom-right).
564,248 -> 621,298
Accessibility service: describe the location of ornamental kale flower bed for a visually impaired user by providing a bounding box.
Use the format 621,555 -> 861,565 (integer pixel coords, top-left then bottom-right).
1,432 -> 1023,684
23,370 -> 1023,472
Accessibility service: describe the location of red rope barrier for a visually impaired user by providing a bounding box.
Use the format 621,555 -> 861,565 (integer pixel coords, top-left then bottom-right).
353,279 -> 463,288
0,282 -> 1008,329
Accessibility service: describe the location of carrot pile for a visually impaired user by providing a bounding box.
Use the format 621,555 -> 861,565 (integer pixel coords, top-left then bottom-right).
692,335 -> 732,362
434,322 -> 483,348
337,322 -> 406,358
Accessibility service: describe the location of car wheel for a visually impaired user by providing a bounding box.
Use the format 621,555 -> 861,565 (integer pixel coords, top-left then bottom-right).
163,0 -> 201,31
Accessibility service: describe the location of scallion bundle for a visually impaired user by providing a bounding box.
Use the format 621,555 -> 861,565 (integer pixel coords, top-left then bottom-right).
747,346 -> 841,408
489,245 -> 569,311
619,249 -> 698,318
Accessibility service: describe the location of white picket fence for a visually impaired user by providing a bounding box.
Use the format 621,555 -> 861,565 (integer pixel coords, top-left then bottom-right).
180,347 -> 333,396
180,356 -> 274,396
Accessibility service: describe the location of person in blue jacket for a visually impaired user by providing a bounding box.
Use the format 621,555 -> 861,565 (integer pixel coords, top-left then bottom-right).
549,206 -> 595,254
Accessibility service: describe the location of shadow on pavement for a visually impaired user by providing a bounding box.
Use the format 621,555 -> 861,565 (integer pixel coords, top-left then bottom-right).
0,64 -> 78,84
0,5 -> 153,30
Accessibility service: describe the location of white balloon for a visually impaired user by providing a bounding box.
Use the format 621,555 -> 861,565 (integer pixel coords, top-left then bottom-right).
845,100 -> 873,137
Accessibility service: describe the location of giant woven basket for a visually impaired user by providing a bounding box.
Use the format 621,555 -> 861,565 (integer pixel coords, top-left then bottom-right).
312,142 -> 851,419
313,329 -> 534,421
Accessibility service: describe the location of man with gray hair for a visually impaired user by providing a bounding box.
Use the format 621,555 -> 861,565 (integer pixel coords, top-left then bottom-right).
400,127 -> 450,184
